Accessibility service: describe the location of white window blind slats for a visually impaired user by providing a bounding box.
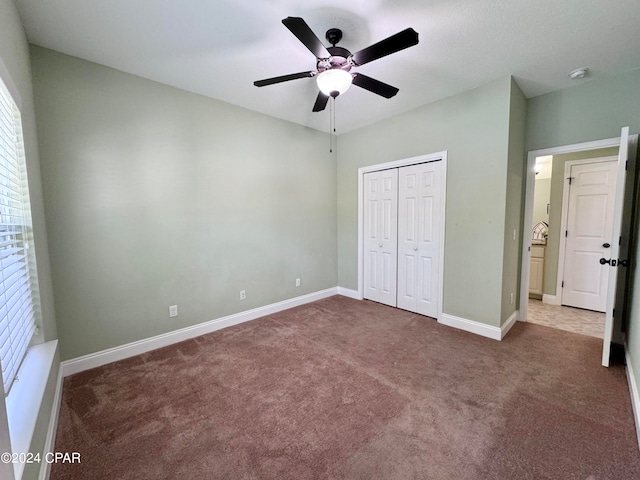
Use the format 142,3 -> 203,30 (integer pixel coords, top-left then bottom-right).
0,335 -> 11,375
0,239 -> 17,249
0,78 -> 38,395
4,271 -> 28,302
0,153 -> 20,171
0,228 -> 24,238
0,171 -> 22,188
0,161 -> 19,176
2,256 -> 28,282
6,277 -> 30,314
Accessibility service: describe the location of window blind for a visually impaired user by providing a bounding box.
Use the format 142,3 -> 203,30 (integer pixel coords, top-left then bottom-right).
0,78 -> 37,395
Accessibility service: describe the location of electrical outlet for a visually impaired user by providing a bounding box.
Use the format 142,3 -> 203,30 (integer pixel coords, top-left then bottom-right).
296,278 -> 301,287
510,293 -> 514,305
240,290 -> 246,300
169,305 -> 178,317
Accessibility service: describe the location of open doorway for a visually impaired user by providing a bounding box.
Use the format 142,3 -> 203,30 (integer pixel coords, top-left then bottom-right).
520,129 -> 638,366
526,150 -> 617,338
525,152 -> 618,339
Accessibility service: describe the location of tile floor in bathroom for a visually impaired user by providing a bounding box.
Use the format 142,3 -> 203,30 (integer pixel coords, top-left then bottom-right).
526,299 -> 605,338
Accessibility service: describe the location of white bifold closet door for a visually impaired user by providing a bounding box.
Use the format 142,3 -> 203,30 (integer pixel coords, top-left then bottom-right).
363,161 -> 442,317
397,162 -> 442,317
363,169 -> 398,306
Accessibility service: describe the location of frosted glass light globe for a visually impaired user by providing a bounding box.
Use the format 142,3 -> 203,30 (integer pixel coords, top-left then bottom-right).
316,69 -> 352,97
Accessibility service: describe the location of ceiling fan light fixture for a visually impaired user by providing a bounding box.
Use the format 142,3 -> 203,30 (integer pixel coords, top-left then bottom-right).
316,69 -> 352,97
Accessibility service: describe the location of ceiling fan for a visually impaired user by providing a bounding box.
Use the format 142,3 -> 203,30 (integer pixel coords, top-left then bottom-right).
254,17 -> 419,112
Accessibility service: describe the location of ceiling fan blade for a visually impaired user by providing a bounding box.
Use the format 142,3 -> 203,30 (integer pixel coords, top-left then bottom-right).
312,92 -> 329,112
351,28 -> 419,66
254,71 -> 315,87
282,17 -> 330,59
352,73 -> 399,98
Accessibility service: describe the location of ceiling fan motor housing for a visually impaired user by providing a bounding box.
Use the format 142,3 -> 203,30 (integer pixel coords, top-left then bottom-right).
317,45 -> 353,73
316,28 -> 353,75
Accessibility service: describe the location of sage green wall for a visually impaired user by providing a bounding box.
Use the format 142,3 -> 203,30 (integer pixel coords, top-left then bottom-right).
525,68 -> 640,428
526,68 -> 640,151
501,78 -> 526,323
627,154 -> 640,417
532,178 -> 550,226
30,46 -> 337,360
338,76 -> 513,327
543,147 -> 619,296
0,2 -> 59,479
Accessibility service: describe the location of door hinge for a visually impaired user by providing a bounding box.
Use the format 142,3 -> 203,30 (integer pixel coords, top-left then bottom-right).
625,161 -> 628,171
562,280 -> 564,288
619,236 -> 622,245
567,176 -> 574,185
565,230 -> 568,237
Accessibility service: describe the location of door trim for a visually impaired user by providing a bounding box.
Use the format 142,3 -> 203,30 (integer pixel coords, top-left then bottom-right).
357,151 -> 447,323
520,137 -> 620,324
556,156 -> 618,307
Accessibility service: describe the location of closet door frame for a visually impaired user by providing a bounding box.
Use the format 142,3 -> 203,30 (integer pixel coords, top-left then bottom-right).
356,151 -> 447,322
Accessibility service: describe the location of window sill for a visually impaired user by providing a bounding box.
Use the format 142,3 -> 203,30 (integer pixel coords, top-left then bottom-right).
5,340 -> 58,479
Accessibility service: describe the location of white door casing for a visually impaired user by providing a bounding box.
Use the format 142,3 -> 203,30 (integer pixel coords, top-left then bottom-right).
363,169 -> 398,307
397,162 -> 442,317
562,160 -> 617,312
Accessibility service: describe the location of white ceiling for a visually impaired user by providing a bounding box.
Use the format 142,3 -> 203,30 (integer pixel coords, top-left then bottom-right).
15,0 -> 640,134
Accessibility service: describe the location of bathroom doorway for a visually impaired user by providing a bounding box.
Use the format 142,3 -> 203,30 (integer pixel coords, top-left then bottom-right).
520,129 -> 637,366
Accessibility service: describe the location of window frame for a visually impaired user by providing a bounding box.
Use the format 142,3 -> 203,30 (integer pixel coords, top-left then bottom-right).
0,66 -> 43,396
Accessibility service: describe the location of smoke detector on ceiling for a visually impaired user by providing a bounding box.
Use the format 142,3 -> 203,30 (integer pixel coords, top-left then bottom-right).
569,68 -> 588,79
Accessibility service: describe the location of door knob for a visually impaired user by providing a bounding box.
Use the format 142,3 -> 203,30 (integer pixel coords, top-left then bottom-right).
603,243 -> 610,248
600,258 -> 617,266
413,246 -> 417,251
379,243 -> 383,248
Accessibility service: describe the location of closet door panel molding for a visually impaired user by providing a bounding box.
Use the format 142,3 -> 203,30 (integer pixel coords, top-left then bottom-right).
397,162 -> 442,317
363,169 -> 398,306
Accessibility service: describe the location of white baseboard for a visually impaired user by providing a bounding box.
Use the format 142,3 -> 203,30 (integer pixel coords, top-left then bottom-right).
625,344 -> 640,452
501,310 -> 519,340
439,313 -> 502,341
39,366 -> 63,480
542,294 -> 561,305
337,287 -> 360,300
61,287 -> 338,377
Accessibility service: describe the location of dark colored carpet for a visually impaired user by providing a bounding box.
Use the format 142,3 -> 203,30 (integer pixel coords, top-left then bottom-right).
52,296 -> 640,479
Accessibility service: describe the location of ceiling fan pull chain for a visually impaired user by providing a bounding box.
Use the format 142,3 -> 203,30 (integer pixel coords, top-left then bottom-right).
329,97 -> 333,153
333,97 -> 337,134
328,97 -> 338,154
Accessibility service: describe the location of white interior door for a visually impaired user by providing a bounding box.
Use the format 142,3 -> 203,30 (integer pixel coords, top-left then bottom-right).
562,160 -> 617,312
602,127 -> 632,366
363,169 -> 398,306
397,162 -> 442,317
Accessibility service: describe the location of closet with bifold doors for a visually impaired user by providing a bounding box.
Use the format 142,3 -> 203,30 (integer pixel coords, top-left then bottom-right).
364,160 -> 443,318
